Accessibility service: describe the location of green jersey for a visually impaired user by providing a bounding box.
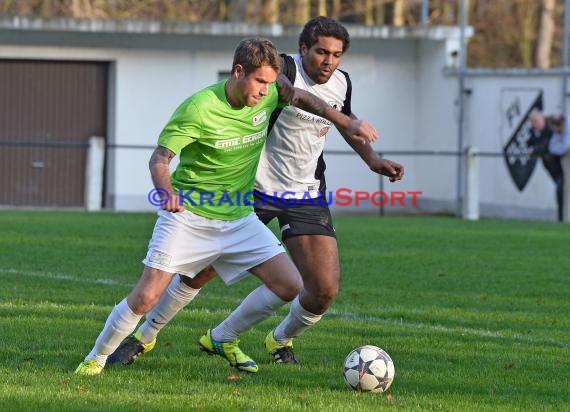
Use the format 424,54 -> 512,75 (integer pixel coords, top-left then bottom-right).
158,80 -> 285,220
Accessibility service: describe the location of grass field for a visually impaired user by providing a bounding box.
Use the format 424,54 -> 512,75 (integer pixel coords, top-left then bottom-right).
0,210 -> 569,411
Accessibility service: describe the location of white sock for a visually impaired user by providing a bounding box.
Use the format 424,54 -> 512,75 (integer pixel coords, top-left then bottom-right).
211,285 -> 286,342
84,298 -> 142,365
138,275 -> 200,343
273,296 -> 322,343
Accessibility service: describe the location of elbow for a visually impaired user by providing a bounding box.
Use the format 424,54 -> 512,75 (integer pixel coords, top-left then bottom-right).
290,89 -> 304,108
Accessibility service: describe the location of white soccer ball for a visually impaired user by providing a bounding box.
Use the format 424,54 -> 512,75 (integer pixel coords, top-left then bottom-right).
342,345 -> 395,393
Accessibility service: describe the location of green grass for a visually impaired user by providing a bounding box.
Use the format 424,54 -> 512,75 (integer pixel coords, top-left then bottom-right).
0,210 -> 568,411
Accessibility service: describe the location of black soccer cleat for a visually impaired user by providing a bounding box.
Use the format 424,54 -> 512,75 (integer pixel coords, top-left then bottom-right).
107,333 -> 156,365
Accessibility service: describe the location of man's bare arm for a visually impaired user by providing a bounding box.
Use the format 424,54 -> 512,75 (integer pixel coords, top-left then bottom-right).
149,146 -> 185,212
340,114 -> 404,182
276,74 -> 377,144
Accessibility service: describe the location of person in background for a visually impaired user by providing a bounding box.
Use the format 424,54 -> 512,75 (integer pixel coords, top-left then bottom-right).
527,110 -> 564,222
547,113 -> 570,221
548,113 -> 570,158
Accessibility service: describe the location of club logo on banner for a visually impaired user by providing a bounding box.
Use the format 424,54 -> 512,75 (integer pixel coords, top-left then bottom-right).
500,89 -> 543,191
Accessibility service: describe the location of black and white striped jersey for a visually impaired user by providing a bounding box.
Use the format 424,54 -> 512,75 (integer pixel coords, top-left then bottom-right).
254,53 -> 352,199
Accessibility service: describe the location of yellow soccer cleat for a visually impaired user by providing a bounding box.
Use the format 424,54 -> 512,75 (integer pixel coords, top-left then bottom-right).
74,359 -> 104,376
198,329 -> 258,373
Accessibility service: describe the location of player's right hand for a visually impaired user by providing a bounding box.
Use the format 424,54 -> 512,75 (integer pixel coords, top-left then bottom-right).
163,194 -> 186,213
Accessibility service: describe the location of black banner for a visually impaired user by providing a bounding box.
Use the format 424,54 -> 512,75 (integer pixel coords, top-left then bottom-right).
502,92 -> 542,191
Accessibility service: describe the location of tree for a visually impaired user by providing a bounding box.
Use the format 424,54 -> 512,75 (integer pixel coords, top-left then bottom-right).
536,0 -> 556,69
515,0 -> 540,68
227,0 -> 248,22
393,0 -> 405,26
0,0 -> 567,68
316,0 -> 327,16
289,0 -> 310,24
466,0 -> 552,68
262,0 -> 280,23
330,0 -> 341,19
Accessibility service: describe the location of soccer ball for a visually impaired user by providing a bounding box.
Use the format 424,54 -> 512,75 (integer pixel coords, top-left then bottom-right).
342,345 -> 395,393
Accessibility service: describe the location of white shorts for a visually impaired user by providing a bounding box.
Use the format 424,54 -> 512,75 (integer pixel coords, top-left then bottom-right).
142,210 -> 285,285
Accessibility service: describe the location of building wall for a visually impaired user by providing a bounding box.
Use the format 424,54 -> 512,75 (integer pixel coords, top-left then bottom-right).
323,38 -> 423,214
1,35 -> 436,213
0,43 -> 236,210
455,72 -> 565,220
2,20 -> 563,220
325,37 -> 461,215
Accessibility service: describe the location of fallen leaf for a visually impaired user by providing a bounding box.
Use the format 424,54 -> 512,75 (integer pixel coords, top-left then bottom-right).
78,386 -> 89,393
227,375 -> 240,381
386,393 -> 393,402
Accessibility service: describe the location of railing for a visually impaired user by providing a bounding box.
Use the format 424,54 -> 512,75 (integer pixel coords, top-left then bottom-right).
325,147 -> 570,222
2,140 -> 568,222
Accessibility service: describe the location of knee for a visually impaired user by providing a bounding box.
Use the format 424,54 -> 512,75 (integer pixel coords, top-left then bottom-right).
273,276 -> 303,302
308,283 -> 339,310
320,284 -> 340,307
127,289 -> 161,315
283,278 -> 304,301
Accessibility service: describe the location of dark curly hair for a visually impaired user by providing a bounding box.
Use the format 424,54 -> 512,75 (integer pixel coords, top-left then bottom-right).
298,16 -> 350,53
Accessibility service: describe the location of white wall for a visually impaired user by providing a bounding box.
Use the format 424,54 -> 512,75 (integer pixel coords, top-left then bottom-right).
322,37 -> 460,214
415,39 -> 461,209
0,36 -> 440,213
327,41 -> 419,213
0,43 -> 238,211
110,48 -> 236,210
454,72 -> 564,220
3,26 -> 562,220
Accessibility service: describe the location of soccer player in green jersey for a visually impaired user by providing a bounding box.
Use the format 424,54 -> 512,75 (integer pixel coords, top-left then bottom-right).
75,37 -> 378,375
107,18 -> 403,373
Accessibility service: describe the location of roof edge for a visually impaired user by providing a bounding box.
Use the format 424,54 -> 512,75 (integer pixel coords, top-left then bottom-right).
0,16 -> 473,40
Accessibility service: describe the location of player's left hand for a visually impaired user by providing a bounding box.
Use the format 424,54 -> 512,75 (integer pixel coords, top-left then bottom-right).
371,158 -> 404,182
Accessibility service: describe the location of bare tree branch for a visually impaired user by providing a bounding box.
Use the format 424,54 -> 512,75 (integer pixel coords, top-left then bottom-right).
536,0 -> 555,69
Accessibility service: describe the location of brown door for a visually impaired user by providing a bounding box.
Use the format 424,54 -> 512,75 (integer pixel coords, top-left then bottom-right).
0,60 -> 108,207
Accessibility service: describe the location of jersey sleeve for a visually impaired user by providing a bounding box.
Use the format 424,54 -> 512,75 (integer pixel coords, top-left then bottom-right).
339,70 -> 352,116
157,99 -> 202,154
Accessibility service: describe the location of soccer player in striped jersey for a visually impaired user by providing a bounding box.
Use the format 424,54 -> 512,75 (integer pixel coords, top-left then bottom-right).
74,36 -> 379,376
107,17 -> 403,372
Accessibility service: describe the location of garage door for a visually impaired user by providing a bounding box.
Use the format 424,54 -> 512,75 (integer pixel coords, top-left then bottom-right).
0,60 -> 108,207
